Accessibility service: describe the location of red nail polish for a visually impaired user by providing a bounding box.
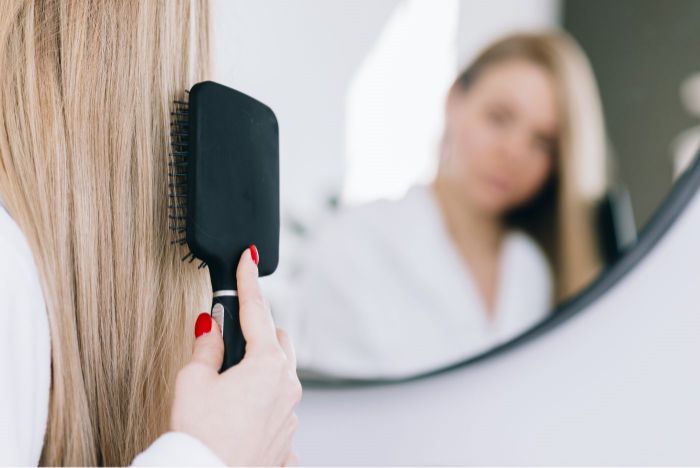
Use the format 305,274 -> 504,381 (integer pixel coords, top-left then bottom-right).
194,312 -> 212,338
249,244 -> 259,266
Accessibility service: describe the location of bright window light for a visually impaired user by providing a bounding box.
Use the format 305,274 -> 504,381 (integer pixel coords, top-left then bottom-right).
343,0 -> 459,205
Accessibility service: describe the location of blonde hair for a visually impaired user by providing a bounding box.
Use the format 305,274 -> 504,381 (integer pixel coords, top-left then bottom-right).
451,31 -> 607,301
0,0 -> 211,464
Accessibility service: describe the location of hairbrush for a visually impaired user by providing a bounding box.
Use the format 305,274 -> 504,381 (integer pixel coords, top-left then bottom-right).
169,81 -> 279,372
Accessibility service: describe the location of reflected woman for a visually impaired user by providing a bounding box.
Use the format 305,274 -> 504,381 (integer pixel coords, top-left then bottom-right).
276,31 -> 608,380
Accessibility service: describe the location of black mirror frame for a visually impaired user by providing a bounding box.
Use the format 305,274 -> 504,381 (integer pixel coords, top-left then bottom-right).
304,148 -> 700,387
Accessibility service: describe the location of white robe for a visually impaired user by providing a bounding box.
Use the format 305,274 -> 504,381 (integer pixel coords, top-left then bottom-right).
0,201 -> 224,465
274,185 -> 553,380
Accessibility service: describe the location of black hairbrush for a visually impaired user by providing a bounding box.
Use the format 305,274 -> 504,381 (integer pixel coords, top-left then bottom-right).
169,81 -> 279,372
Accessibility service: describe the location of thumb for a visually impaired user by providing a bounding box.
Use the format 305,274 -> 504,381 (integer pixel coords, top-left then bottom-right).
190,312 -> 224,371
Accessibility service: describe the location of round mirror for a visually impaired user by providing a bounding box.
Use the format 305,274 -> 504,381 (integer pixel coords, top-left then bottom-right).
213,0 -> 700,381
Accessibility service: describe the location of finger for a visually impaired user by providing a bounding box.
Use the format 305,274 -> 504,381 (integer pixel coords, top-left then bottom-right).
236,246 -> 278,353
276,328 -> 297,370
190,312 -> 224,371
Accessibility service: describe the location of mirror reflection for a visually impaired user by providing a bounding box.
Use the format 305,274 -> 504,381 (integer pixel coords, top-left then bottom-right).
214,0 -> 700,380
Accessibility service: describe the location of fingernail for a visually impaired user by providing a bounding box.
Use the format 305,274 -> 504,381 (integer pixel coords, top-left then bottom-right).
194,312 -> 212,338
249,244 -> 259,266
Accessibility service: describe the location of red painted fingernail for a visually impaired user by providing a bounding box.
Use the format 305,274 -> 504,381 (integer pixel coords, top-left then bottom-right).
194,312 -> 212,338
249,244 -> 259,266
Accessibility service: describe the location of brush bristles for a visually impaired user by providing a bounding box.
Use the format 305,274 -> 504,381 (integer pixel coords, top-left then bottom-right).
167,91 -> 206,270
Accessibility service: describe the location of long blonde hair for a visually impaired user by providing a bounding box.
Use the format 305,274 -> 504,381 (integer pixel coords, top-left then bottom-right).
0,0 -> 210,464
451,31 -> 607,301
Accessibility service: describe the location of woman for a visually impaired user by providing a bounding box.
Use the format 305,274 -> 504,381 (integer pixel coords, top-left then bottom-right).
0,0 -> 300,465
278,32 -> 608,380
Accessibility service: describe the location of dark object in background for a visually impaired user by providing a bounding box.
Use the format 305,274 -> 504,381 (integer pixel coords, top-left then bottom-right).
563,0 -> 700,228
597,185 -> 637,265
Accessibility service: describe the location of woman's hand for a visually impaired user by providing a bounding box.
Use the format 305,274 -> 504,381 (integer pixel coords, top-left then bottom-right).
170,248 -> 302,466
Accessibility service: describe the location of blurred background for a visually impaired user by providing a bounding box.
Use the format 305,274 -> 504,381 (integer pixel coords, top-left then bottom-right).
564,0 -> 700,227
212,0 -> 700,272
210,0 -> 700,378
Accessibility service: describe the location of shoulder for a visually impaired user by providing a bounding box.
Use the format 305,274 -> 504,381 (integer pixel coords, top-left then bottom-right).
132,432 -> 225,466
0,205 -> 49,339
304,186 -> 438,279
316,185 -> 433,241
0,204 -> 51,465
0,205 -> 42,291
295,186 -> 434,304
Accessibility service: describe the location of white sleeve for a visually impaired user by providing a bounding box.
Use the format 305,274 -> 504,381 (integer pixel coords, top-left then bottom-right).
131,432 -> 225,466
0,206 -> 225,467
0,209 -> 52,466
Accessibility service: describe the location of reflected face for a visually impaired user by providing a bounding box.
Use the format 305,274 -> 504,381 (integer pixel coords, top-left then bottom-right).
439,59 -> 559,216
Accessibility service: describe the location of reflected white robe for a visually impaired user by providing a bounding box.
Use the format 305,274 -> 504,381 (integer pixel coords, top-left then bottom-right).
274,185 -> 553,380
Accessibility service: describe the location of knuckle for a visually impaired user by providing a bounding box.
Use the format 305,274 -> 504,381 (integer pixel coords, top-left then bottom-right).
269,351 -> 288,371
255,351 -> 287,374
276,328 -> 289,342
240,295 -> 267,311
289,412 -> 299,431
293,379 -> 303,402
201,337 -> 224,354
286,376 -> 303,405
255,296 -> 269,310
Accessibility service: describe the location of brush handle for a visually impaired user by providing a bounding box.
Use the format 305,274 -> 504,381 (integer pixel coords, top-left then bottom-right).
211,294 -> 246,373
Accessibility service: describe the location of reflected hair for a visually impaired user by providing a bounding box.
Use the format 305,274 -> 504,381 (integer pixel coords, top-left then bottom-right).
0,0 -> 210,464
453,32 -> 607,301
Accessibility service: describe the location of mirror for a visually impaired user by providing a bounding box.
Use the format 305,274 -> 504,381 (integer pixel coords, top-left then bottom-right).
292,157 -> 700,464
212,0 -> 700,380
